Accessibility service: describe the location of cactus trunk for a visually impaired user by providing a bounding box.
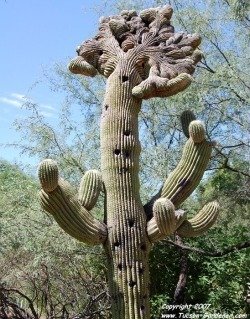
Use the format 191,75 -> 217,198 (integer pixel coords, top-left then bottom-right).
101,59 -> 151,318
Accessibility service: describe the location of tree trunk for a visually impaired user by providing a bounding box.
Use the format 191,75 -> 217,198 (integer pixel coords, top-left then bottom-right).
173,237 -> 188,305
101,59 -> 151,319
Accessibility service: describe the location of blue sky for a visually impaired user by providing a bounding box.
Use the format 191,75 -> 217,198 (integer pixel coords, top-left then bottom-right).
0,0 -> 106,168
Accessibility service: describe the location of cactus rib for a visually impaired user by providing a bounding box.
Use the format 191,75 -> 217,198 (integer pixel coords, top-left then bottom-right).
147,198 -> 176,242
161,139 -> 212,208
78,170 -> 103,210
38,160 -> 107,245
177,201 -> 219,237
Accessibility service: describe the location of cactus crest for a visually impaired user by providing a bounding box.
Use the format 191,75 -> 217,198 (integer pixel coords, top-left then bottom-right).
38,159 -> 59,192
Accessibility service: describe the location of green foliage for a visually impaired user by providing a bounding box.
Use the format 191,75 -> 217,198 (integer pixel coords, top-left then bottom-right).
0,160 -> 109,318
148,167 -> 249,317
185,242 -> 249,314
198,166 -> 250,231
149,244 -> 180,298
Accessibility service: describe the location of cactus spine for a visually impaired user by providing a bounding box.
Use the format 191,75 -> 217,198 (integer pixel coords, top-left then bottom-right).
38,6 -> 219,319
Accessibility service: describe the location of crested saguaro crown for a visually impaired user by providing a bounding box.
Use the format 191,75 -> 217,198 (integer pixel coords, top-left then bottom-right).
38,5 -> 219,319
69,5 -> 202,98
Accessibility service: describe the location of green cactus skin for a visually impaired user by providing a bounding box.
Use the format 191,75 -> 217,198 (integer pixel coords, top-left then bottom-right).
161,135 -> 212,208
177,201 -> 219,237
39,164 -> 107,245
160,119 -> 212,211
78,170 -> 102,210
189,120 -> 206,143
147,198 -> 176,242
100,64 -> 151,318
175,209 -> 187,228
38,6 -> 220,319
38,159 -> 59,192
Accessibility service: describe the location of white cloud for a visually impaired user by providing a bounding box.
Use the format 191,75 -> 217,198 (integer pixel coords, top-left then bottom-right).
0,97 -> 22,108
11,93 -> 26,101
39,111 -> 56,118
40,103 -> 56,111
0,93 -> 56,117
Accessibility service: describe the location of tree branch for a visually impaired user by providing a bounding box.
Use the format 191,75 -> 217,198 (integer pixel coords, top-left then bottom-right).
1,287 -> 39,319
197,58 -> 216,73
173,236 -> 188,305
165,239 -> 250,257
210,40 -> 231,66
214,146 -> 250,178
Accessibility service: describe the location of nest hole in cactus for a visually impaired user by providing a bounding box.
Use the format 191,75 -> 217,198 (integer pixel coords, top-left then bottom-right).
114,149 -> 121,155
125,150 -> 130,157
119,167 -> 128,174
122,75 -> 129,82
114,241 -> 120,247
118,263 -> 122,270
124,130 -> 131,136
129,280 -> 137,287
128,219 -> 135,227
139,267 -> 144,274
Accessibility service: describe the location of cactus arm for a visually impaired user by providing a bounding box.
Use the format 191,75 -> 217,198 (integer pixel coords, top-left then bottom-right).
68,56 -> 98,77
147,199 -> 185,242
39,160 -> 107,245
176,201 -> 219,237
161,139 -> 212,207
161,120 -> 212,208
144,111 -> 208,219
146,117 -> 218,243
147,200 -> 219,243
78,170 -> 103,210
132,73 -> 193,100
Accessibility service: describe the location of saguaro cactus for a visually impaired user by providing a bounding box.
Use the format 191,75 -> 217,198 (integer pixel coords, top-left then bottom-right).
38,6 -> 219,319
